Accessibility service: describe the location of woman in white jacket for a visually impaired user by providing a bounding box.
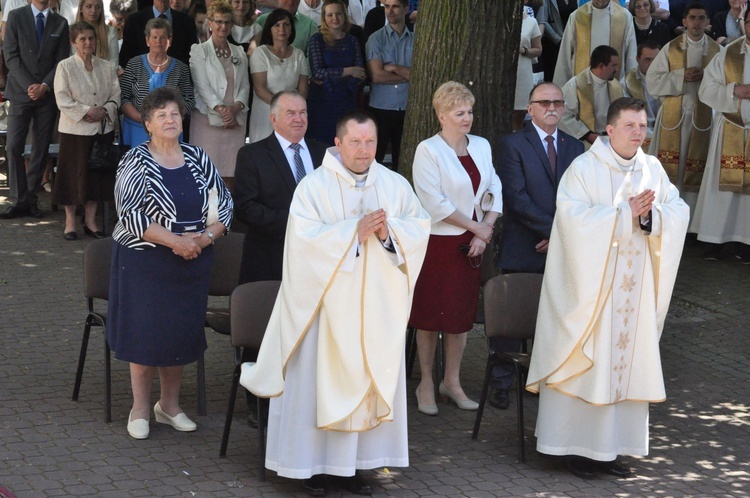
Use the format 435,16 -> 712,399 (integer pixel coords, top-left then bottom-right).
410,81 -> 503,416
189,1 -> 250,191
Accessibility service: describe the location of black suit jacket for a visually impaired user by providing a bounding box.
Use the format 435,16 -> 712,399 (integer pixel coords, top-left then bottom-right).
3,6 -> 69,103
119,8 -> 198,67
234,133 -> 328,283
496,123 -> 584,273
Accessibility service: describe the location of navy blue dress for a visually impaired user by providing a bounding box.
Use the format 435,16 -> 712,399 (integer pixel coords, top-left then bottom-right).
107,164 -> 212,366
306,32 -> 364,145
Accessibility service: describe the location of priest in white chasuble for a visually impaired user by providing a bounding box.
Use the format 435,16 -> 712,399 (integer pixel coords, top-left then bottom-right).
527,98 -> 689,479
240,110 -> 430,496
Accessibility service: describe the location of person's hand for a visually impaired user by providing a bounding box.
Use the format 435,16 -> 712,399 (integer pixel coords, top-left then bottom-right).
535,239 -> 549,254
357,209 -> 387,244
27,83 -> 48,100
467,235 -> 487,257
172,234 -> 202,260
629,189 -> 655,219
83,106 -> 107,123
733,83 -> 750,99
684,67 -> 703,82
383,63 -> 397,73
343,66 -> 367,80
472,221 -> 493,244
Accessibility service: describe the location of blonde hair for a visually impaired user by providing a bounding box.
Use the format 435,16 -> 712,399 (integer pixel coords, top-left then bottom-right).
208,0 -> 234,21
76,0 -> 109,59
320,0 -> 351,47
432,81 -> 476,117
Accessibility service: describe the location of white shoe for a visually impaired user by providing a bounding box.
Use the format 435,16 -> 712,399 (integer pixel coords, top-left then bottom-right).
127,410 -> 150,439
154,401 -> 197,432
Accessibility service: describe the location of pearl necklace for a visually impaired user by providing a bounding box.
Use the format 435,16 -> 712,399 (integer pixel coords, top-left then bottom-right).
147,53 -> 169,68
215,46 -> 231,58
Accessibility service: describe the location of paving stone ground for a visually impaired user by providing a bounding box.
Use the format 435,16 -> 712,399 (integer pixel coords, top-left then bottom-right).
0,188 -> 748,497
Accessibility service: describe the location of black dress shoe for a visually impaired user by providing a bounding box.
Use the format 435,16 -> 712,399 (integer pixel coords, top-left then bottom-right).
489,388 -> 510,410
600,460 -> 632,478
567,457 -> 596,479
303,475 -> 328,496
1,205 -> 29,219
63,231 -> 78,241
27,205 -> 43,219
84,225 -> 106,239
338,474 -> 373,496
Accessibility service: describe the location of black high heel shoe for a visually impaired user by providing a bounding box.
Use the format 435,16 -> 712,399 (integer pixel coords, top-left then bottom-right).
84,225 -> 106,239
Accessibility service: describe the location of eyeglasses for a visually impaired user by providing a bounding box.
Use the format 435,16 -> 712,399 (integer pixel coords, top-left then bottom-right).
530,99 -> 565,108
210,19 -> 232,26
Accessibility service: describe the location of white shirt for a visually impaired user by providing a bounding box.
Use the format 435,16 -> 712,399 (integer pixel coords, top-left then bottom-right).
275,131 -> 315,181
531,121 -> 559,154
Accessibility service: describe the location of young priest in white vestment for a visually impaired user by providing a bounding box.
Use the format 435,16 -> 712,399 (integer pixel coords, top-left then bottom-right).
527,97 -> 690,479
240,109 -> 430,496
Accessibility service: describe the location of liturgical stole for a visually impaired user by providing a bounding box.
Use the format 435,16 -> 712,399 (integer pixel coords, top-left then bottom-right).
657,36 -> 720,190
719,38 -> 750,194
576,70 -> 624,134
573,2 -> 629,77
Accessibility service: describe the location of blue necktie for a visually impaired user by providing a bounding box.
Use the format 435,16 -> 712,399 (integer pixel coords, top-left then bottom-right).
290,143 -> 306,183
36,12 -> 45,46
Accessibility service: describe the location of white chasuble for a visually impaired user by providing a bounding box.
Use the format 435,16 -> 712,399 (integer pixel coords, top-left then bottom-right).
240,148 -> 430,477
527,138 -> 689,458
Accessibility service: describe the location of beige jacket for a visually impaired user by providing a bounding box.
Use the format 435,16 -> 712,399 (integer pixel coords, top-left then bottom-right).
54,53 -> 120,136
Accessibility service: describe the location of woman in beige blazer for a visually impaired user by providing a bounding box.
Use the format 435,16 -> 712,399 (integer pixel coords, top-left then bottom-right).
53,21 -> 120,240
189,1 -> 250,191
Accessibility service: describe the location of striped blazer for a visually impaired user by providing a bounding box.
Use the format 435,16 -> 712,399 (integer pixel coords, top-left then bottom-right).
120,55 -> 196,113
112,143 -> 234,249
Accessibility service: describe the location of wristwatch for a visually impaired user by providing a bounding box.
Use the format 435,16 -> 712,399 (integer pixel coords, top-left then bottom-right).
207,230 -> 215,245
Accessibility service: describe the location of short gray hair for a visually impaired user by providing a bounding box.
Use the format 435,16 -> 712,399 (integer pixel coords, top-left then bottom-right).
270,90 -> 305,116
145,17 -> 173,39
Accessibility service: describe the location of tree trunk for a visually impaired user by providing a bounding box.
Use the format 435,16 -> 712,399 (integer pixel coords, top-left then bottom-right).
400,0 -> 523,182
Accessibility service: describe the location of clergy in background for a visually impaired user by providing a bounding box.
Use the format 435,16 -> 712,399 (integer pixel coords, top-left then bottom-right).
527,98 -> 689,479
240,109 -> 430,496
646,2 -> 720,216
621,40 -> 661,144
693,17 -> 750,263
553,0 -> 637,88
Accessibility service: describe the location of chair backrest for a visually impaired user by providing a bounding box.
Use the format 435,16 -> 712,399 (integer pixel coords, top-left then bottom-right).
208,232 -> 245,296
83,238 -> 113,301
229,281 -> 282,349
483,273 -> 543,341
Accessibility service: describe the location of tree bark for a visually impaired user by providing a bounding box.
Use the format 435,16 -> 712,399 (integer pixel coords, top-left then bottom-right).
400,0 -> 523,181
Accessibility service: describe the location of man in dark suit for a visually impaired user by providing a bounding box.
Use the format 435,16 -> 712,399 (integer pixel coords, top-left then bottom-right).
1,0 -> 69,219
491,81 -> 584,409
119,0 -> 198,67
233,90 -> 327,426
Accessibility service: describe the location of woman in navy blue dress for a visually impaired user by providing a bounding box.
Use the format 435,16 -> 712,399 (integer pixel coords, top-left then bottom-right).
107,87 -> 233,439
306,0 -> 366,145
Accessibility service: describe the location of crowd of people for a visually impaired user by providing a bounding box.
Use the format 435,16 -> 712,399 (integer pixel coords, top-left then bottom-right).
0,0 -> 746,495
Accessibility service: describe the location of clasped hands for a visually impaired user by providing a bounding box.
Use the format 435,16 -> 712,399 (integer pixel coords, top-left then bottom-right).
214,103 -> 241,128
734,83 -> 750,100
27,83 -> 48,101
629,189 -> 655,219
683,66 -> 703,83
357,209 -> 389,244
172,233 -> 211,260
467,221 -> 493,258
83,106 -> 108,123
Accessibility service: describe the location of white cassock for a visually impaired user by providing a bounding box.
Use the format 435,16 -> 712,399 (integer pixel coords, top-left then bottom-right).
240,148 -> 430,478
621,68 -> 661,137
560,68 -> 618,139
553,2 -> 637,88
693,38 -> 750,244
647,34 -> 716,213
527,137 -> 689,461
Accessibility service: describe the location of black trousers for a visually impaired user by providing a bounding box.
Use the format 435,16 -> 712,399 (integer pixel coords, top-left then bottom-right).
6,97 -> 58,207
368,106 -> 405,172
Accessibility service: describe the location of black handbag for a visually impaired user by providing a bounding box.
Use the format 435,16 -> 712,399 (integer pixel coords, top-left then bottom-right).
88,123 -> 128,172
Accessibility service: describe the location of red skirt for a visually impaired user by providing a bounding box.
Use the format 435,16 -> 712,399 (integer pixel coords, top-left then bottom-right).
409,231 -> 481,334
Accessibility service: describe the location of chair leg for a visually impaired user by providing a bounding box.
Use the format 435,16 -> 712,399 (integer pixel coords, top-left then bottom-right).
435,332 -> 446,386
72,318 -> 93,401
515,364 -> 526,463
197,353 -> 206,416
104,337 -> 112,423
405,327 -> 416,379
472,356 -> 494,440
219,363 -> 241,457
257,396 -> 267,482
